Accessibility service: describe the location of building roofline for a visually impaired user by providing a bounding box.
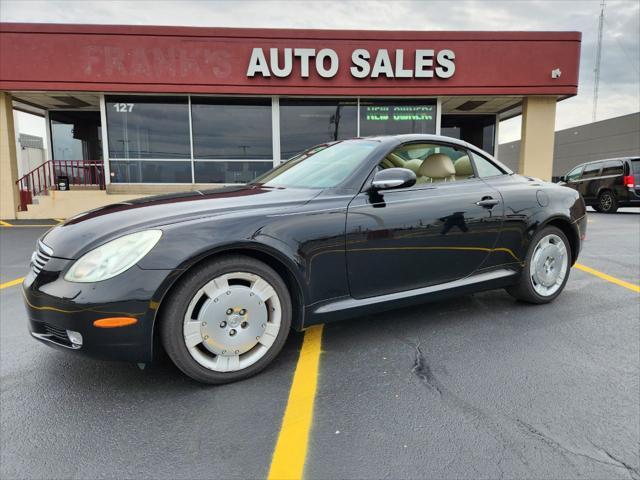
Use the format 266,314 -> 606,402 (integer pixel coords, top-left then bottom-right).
0,22 -> 582,42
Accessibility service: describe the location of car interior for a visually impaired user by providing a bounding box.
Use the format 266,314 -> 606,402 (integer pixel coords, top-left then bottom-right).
379,143 -> 476,184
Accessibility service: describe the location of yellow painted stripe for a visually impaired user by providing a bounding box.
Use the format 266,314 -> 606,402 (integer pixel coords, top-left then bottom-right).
268,325 -> 324,480
0,277 -> 24,290
0,224 -> 56,228
0,220 -> 13,227
575,263 -> 640,293
54,218 -> 65,223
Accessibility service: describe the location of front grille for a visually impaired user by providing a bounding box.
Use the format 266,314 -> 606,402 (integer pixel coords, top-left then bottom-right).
31,240 -> 53,275
42,323 -> 72,346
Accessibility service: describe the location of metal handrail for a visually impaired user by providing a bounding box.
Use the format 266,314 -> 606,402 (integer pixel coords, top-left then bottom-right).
16,159 -> 105,211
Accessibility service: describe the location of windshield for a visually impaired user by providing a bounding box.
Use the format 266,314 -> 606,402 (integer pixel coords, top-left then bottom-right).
253,140 -> 377,189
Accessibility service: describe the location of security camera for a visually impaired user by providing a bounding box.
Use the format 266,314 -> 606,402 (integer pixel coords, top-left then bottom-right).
551,68 -> 562,79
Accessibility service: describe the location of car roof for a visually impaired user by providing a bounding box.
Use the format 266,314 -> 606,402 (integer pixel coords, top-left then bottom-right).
351,134 -> 493,157
357,133 -> 471,147
576,156 -> 639,168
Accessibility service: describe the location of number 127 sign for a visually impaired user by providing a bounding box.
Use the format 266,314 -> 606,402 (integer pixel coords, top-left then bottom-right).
113,103 -> 134,112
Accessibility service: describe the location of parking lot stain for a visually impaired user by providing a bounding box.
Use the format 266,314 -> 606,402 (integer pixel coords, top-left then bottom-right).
268,324 -> 324,480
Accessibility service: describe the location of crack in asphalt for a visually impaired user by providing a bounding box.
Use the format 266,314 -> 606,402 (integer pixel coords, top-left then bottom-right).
590,442 -> 640,480
411,343 -> 443,396
386,328 -> 638,479
516,420 -> 640,479
386,331 -> 528,478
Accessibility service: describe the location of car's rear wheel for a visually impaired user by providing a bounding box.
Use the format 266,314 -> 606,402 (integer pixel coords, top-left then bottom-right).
506,226 -> 571,304
597,190 -> 618,213
160,255 -> 291,384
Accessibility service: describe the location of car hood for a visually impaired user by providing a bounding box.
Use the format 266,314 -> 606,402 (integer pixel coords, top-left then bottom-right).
43,185 -> 321,259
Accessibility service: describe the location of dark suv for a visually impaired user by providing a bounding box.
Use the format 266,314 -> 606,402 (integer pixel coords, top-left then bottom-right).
560,157 -> 640,213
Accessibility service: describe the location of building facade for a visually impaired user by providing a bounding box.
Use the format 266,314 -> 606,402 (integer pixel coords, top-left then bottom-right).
499,112 -> 640,178
0,23 -> 581,218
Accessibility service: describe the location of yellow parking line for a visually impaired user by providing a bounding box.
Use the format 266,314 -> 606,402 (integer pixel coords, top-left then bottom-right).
575,263 -> 640,293
0,277 -> 24,290
54,218 -> 65,223
0,224 -> 57,228
268,325 -> 324,480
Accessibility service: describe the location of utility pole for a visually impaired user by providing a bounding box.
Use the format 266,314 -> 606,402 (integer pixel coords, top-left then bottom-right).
593,0 -> 606,122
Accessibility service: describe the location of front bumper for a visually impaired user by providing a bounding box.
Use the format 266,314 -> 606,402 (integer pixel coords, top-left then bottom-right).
23,261 -> 176,363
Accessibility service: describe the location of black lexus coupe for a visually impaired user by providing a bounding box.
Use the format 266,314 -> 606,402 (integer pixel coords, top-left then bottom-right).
24,135 -> 587,384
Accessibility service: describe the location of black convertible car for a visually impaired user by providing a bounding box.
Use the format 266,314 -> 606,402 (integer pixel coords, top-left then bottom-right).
24,135 -> 587,384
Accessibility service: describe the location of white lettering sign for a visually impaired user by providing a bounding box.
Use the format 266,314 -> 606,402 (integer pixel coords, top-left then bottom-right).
247,47 -> 456,79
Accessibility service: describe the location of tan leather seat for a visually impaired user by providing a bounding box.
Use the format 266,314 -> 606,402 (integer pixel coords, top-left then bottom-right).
416,153 -> 456,183
403,159 -> 423,174
381,152 -> 406,170
454,155 -> 474,180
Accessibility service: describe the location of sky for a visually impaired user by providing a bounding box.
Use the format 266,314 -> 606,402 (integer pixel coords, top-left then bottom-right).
2,0 -> 639,144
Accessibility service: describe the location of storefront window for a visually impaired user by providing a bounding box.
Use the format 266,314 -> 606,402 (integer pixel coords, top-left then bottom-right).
106,96 -> 190,159
280,98 -> 357,158
191,98 -> 272,159
109,160 -> 192,183
359,99 -> 436,136
194,161 -> 273,183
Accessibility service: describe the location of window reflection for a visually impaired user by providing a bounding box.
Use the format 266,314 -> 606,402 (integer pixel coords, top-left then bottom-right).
106,96 -> 190,159
110,160 -> 192,183
192,98 -> 272,159
194,161 -> 273,183
280,98 -> 357,158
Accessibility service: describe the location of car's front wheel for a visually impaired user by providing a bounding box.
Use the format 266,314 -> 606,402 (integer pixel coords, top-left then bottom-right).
160,255 -> 292,384
506,226 -> 571,304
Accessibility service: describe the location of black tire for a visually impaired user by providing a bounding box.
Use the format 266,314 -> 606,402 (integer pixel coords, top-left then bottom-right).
506,226 -> 572,304
597,190 -> 618,213
160,255 -> 292,384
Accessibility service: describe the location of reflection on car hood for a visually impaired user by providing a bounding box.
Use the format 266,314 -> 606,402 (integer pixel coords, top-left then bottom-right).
43,185 -> 320,259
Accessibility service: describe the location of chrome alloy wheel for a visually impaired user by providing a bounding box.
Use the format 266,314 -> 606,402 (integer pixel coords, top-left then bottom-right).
529,233 -> 568,297
183,272 -> 282,372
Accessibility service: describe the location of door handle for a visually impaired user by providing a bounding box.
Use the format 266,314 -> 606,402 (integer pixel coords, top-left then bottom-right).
476,197 -> 500,208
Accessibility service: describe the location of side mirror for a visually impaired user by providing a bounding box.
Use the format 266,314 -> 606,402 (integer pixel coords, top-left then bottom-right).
371,168 -> 416,191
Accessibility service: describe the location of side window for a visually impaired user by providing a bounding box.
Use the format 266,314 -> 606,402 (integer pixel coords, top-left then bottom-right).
581,163 -> 602,179
601,160 -> 624,176
378,143 -> 475,185
566,166 -> 583,181
471,152 -> 505,178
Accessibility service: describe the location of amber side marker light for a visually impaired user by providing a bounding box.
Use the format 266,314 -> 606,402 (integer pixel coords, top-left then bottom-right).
93,317 -> 138,328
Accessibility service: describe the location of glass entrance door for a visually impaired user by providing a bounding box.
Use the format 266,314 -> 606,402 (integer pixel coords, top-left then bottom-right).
48,110 -> 104,188
49,110 -> 102,161
441,114 -> 496,155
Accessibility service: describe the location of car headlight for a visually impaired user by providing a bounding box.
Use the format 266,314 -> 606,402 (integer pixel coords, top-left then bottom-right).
64,230 -> 162,283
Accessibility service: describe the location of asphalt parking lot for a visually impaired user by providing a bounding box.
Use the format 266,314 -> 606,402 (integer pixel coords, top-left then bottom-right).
1,209 -> 639,480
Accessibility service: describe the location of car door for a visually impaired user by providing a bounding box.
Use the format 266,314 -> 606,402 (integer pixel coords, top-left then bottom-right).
578,162 -> 602,203
345,143 -> 504,299
564,165 -> 583,192
599,159 -> 625,199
